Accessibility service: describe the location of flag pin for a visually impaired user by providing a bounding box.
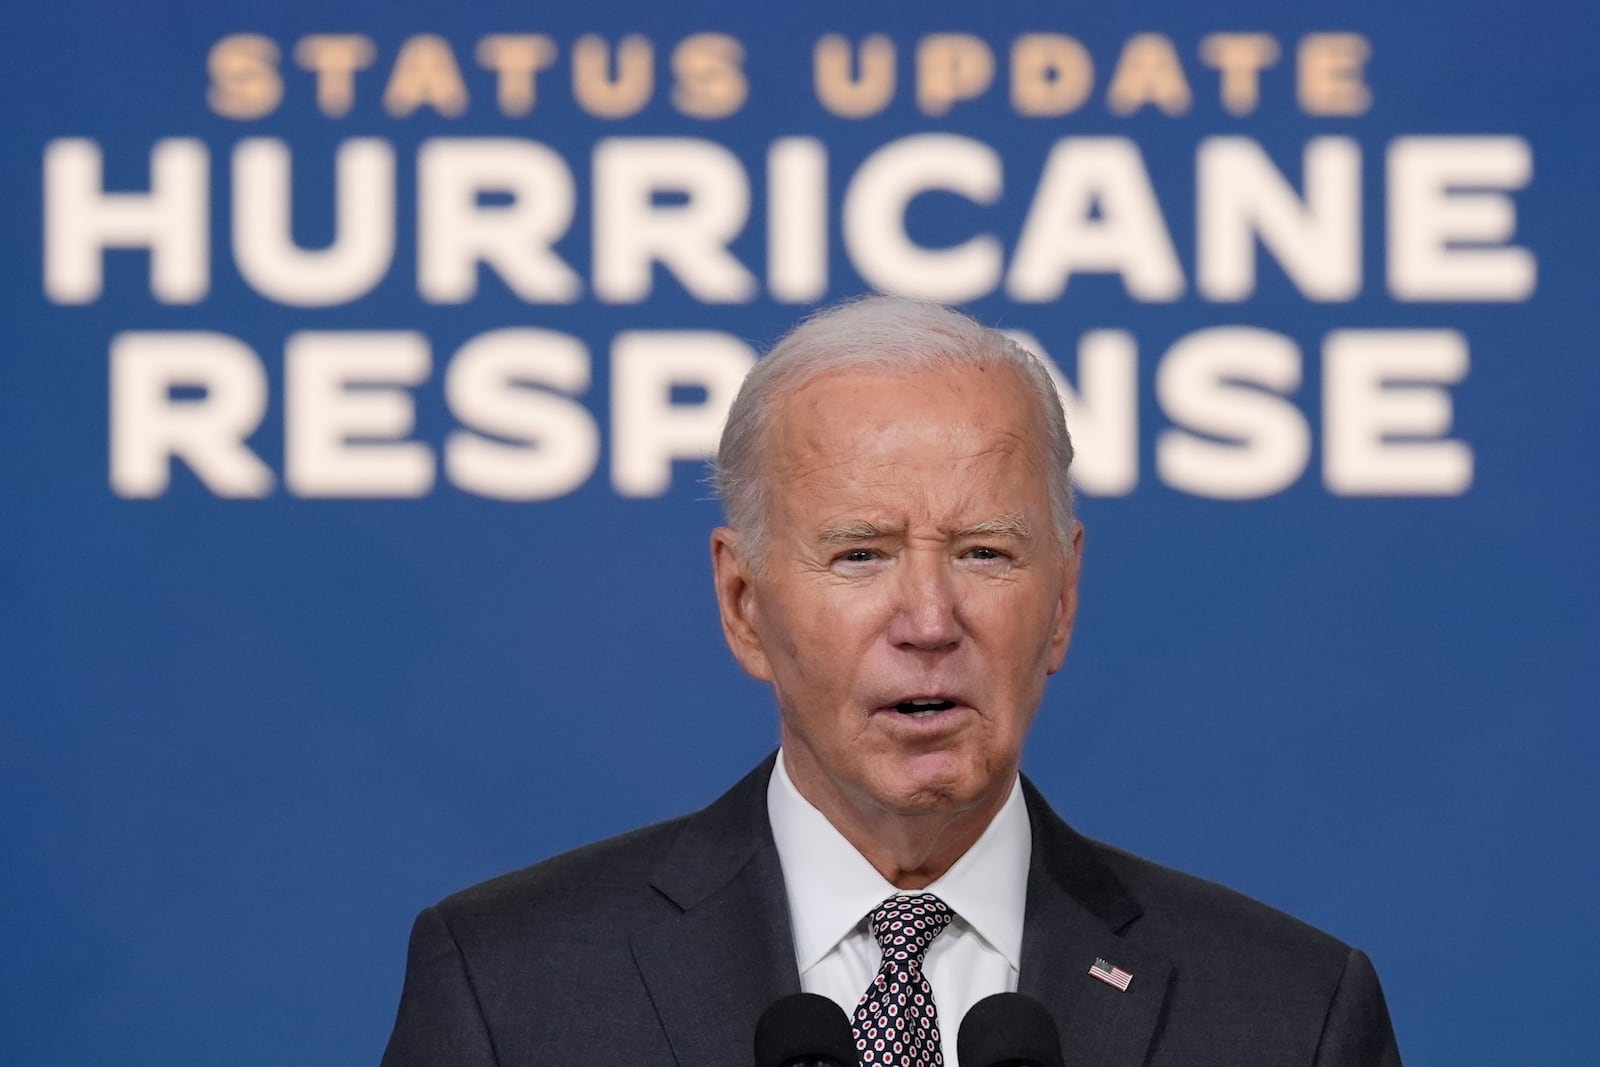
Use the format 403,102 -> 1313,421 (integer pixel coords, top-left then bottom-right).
1089,957 -> 1133,991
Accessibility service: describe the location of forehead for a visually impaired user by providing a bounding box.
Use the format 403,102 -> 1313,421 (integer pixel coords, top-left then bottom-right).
764,362 -> 1052,514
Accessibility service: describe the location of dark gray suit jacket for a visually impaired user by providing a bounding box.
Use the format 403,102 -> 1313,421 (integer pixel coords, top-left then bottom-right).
380,756 -> 1401,1065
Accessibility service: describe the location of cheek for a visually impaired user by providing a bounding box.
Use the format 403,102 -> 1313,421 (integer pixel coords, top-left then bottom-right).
1006,581 -> 1068,654
786,585 -> 886,643
755,589 -> 845,686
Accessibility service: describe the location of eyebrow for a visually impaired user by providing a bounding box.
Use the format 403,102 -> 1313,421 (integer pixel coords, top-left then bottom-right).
955,513 -> 1032,540
816,520 -> 891,546
814,513 -> 1032,545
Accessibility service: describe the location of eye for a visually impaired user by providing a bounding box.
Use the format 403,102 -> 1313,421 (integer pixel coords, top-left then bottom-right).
840,549 -> 879,563
965,546 -> 1006,561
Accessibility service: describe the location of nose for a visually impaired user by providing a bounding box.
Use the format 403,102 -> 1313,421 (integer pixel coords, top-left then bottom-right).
886,550 -> 963,651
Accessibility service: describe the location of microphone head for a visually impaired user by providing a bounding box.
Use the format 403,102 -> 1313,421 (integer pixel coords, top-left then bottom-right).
754,992 -> 858,1067
957,992 -> 1065,1067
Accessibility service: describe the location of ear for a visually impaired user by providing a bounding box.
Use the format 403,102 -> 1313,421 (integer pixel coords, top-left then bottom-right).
1045,523 -> 1084,675
710,526 -> 775,682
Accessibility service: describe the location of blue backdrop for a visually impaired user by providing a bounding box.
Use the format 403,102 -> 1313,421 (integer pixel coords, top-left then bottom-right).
3,1 -> 1596,1063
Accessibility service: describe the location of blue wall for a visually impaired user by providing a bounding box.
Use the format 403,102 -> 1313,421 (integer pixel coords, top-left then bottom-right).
3,1 -> 1596,1063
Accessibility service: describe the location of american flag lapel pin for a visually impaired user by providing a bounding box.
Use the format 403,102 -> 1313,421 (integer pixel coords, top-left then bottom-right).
1089,957 -> 1134,991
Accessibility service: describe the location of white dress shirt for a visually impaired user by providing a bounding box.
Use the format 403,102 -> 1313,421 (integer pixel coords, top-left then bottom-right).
767,750 -> 1032,1066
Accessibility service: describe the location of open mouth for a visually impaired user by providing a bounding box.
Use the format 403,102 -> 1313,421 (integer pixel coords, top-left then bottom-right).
891,698 -> 958,718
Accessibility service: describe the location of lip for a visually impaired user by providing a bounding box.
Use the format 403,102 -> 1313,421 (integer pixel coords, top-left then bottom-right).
872,692 -> 969,712
870,695 -> 974,732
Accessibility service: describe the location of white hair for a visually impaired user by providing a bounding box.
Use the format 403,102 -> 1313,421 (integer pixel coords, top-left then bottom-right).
712,295 -> 1076,559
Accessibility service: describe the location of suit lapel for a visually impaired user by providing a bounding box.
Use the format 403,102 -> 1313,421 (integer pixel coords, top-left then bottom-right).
631,757 -> 801,1066
1018,779 -> 1172,1067
627,762 -> 1172,1066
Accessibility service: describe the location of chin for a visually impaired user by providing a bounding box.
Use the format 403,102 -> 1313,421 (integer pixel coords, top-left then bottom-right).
873,756 -> 992,815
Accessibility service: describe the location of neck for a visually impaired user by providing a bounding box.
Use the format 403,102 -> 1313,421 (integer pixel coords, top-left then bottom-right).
781,747 -> 1014,890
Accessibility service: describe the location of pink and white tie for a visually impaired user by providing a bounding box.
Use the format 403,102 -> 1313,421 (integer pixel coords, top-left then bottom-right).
850,893 -> 956,1066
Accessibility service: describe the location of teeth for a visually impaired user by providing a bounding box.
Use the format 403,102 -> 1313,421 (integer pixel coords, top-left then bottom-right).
893,698 -> 955,717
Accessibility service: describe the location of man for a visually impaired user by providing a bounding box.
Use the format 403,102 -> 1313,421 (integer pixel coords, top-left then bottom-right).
380,297 -> 1402,1066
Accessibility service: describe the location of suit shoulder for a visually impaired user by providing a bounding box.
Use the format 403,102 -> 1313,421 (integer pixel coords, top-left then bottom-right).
1077,840 -> 1398,1060
430,813 -> 691,940
1091,839 -> 1351,973
391,814 -> 715,1062
422,756 -> 779,952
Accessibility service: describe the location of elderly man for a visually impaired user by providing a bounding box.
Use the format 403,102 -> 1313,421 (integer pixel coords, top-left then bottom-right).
380,297 -> 1401,1066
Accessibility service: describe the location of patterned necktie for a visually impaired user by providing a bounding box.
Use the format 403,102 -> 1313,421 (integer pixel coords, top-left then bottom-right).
850,892 -> 956,1066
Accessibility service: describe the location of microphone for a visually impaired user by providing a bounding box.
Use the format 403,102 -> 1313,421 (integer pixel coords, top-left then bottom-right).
754,992 -> 858,1067
957,992 -> 1065,1067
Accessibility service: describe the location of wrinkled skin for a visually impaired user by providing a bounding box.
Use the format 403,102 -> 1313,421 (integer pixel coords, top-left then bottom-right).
712,362 -> 1083,887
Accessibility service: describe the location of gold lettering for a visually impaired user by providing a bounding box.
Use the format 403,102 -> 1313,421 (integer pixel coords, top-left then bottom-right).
208,34 -> 283,120
572,35 -> 653,119
1011,33 -> 1093,117
293,35 -> 377,118
1200,33 -> 1280,115
814,34 -> 895,118
383,34 -> 469,118
475,34 -> 558,117
1107,33 -> 1192,116
1299,33 -> 1372,115
671,33 -> 747,119
917,34 -> 994,116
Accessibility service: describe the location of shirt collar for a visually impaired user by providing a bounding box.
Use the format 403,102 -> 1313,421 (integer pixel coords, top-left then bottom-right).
767,749 -> 1032,974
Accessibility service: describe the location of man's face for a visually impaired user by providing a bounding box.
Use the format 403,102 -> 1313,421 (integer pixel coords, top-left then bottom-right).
713,362 -> 1082,829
